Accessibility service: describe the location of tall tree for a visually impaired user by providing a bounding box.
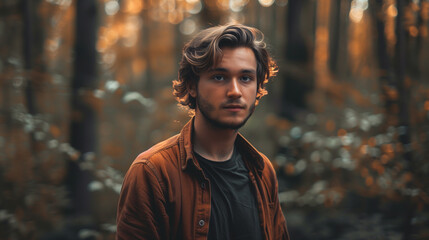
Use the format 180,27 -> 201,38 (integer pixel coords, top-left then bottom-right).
329,0 -> 341,74
395,1 -> 415,239
370,0 -> 416,237
370,0 -> 395,109
22,0 -> 36,115
67,0 -> 97,217
281,0 -> 313,120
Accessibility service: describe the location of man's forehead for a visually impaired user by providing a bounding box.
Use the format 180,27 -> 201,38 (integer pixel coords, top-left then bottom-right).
207,67 -> 256,74
209,47 -> 257,70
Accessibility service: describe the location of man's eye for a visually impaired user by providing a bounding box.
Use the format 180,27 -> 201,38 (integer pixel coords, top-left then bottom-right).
241,76 -> 253,82
213,75 -> 224,81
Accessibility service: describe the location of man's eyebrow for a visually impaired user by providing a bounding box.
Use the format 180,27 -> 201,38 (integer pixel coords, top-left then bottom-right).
208,68 -> 256,74
208,68 -> 228,73
242,69 -> 256,74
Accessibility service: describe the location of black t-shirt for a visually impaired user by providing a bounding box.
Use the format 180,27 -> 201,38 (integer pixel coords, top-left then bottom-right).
195,148 -> 262,240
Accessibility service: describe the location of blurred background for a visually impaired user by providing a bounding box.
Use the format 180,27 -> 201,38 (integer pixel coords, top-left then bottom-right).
1,0 -> 429,239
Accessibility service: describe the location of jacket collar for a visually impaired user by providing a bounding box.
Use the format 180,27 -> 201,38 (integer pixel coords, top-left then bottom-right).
179,117 -> 265,173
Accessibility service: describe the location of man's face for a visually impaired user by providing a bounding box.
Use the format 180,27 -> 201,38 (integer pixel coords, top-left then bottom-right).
190,47 -> 258,130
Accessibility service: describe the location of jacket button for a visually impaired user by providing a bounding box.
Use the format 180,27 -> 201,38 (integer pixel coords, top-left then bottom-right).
201,182 -> 205,189
198,220 -> 205,227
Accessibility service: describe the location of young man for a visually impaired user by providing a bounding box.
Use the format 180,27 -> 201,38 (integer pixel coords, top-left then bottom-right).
116,24 -> 290,240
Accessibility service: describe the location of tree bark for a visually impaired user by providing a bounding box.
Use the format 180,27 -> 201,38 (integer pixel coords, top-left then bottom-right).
22,0 -> 36,115
395,1 -> 414,240
67,0 -> 98,216
280,0 -> 313,120
329,0 -> 341,74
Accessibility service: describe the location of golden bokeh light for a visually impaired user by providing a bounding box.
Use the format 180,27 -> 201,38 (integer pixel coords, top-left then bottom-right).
122,0 -> 144,14
349,8 -> 364,23
258,0 -> 275,7
387,4 -> 398,17
168,10 -> 184,24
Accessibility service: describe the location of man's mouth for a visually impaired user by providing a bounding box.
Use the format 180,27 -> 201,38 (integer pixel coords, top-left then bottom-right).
223,104 -> 245,112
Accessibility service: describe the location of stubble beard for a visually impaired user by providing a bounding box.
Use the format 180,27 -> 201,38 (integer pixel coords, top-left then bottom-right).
196,94 -> 256,130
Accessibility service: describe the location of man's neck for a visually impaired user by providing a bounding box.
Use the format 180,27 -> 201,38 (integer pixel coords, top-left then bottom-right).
192,114 -> 238,162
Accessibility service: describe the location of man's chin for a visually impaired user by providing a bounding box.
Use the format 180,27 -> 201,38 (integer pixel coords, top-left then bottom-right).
219,121 -> 246,130
198,102 -> 255,130
207,117 -> 249,130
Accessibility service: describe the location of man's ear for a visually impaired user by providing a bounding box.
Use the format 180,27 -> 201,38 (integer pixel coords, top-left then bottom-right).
189,82 -> 197,98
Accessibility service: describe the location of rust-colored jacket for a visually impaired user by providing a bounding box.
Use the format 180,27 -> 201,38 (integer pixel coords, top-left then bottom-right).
116,118 -> 290,240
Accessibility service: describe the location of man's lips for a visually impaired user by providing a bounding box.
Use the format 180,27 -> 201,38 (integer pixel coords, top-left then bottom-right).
222,104 -> 245,111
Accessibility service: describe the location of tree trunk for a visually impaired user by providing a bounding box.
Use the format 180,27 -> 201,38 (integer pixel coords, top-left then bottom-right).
395,1 -> 414,239
67,0 -> 97,217
329,0 -> 341,74
280,0 -> 313,120
22,0 -> 36,115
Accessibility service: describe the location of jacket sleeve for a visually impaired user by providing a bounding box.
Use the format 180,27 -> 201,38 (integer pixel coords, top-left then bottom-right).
271,178 -> 290,240
116,161 -> 168,240
267,160 -> 290,240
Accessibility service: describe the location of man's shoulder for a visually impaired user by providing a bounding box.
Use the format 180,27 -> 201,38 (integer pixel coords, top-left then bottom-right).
243,145 -> 277,181
132,133 -> 181,167
236,134 -> 274,173
257,151 -> 276,174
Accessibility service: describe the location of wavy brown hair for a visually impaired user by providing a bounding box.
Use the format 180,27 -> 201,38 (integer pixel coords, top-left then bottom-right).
172,24 -> 277,109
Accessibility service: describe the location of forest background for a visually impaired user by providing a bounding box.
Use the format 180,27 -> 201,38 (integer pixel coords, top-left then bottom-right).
1,0 -> 429,239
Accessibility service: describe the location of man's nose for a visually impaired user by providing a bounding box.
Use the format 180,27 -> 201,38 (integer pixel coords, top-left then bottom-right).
226,78 -> 242,98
